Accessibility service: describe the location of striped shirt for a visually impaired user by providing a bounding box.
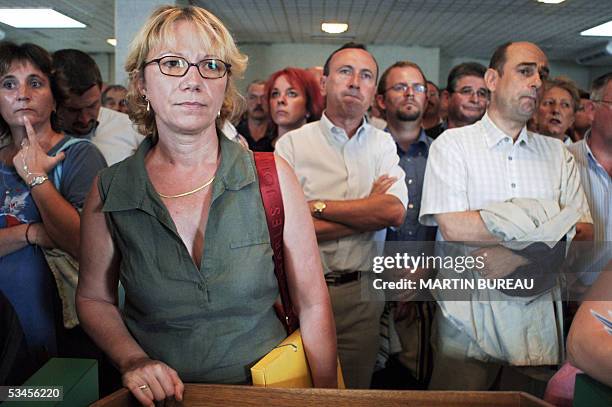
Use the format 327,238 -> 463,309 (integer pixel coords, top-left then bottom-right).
420,112 -> 592,231
567,134 -> 611,242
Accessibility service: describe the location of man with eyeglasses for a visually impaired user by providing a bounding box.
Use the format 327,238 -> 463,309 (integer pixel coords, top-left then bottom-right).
372,61 -> 437,389
443,62 -> 489,130
275,42 -> 408,389
53,49 -> 144,165
420,42 -> 593,391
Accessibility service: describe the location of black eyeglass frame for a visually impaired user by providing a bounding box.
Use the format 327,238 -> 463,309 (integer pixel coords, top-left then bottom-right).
143,56 -> 232,79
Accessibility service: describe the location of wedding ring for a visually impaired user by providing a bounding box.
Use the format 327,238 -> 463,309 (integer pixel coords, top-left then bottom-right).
138,384 -> 149,390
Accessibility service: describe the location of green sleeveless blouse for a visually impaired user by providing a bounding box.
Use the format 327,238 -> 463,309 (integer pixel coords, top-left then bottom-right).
98,135 -> 285,383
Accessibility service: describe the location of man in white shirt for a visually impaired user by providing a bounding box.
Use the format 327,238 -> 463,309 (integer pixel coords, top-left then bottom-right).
420,41 -> 593,391
275,43 -> 408,389
53,49 -> 144,165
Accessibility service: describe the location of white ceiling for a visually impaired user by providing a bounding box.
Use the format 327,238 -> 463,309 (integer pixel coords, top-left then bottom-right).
1,0 -> 611,64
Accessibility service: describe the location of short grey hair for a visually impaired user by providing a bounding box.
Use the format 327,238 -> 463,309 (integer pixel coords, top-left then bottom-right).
590,72 -> 612,101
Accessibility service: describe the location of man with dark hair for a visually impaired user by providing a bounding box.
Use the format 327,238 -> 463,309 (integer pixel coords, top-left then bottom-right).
235,79 -> 274,151
53,49 -> 144,165
276,42 -> 407,389
422,81 -> 444,138
322,42 -> 379,80
374,60 -> 436,388
443,62 -> 488,129
572,88 -> 594,141
488,41 -> 513,74
536,77 -> 580,145
101,84 -> 128,114
420,41 -> 592,391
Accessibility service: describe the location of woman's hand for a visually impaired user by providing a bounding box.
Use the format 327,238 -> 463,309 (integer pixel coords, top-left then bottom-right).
121,357 -> 184,407
12,117 -> 64,184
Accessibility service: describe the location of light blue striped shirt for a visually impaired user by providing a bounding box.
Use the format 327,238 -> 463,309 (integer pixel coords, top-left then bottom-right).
567,134 -> 612,242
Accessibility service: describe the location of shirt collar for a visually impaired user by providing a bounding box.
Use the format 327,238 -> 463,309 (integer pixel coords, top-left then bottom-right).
481,112 -> 535,150
320,111 -> 369,144
386,127 -> 432,156
102,130 -> 256,214
582,130 -> 604,169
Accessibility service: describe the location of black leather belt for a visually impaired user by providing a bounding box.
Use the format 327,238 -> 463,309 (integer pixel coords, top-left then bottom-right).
325,271 -> 362,286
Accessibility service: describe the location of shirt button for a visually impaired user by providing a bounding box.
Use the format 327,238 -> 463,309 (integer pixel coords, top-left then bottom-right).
408,231 -> 413,236
511,183 -> 516,188
508,156 -> 513,161
408,179 -> 413,185
408,203 -> 414,209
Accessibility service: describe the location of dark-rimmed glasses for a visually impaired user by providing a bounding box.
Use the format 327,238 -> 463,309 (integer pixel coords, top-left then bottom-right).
144,56 -> 231,79
453,87 -> 490,99
593,99 -> 612,106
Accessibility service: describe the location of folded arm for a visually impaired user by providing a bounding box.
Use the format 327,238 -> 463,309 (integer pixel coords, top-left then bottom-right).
313,194 -> 406,232
435,211 -> 499,242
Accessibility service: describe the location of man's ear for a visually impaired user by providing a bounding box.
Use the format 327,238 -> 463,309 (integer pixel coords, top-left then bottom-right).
583,100 -> 596,121
484,68 -> 498,94
441,90 -> 450,106
320,75 -> 328,97
375,93 -> 386,115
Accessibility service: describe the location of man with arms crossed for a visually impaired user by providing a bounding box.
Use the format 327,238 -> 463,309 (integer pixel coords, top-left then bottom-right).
420,41 -> 593,391
276,43 -> 408,389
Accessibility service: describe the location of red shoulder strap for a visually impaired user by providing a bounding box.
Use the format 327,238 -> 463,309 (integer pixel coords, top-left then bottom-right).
253,152 -> 299,334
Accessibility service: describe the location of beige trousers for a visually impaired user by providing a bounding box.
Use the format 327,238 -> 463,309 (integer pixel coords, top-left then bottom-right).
328,277 -> 385,389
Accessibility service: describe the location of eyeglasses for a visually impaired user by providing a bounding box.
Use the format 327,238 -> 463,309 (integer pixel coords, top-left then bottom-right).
385,82 -> 427,94
144,56 -> 231,79
454,87 -> 490,99
593,99 -> 612,106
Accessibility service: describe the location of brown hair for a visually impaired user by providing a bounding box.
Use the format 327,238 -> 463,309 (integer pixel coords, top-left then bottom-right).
0,41 -> 66,139
124,5 -> 247,140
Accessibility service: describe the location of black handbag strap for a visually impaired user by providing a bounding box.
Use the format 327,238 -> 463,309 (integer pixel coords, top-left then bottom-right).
253,152 -> 299,334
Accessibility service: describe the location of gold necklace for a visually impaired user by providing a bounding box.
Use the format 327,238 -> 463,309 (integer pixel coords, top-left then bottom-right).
157,175 -> 216,199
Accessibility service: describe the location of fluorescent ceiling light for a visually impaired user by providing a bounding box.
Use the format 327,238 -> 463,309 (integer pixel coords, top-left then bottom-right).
537,0 -> 566,3
107,38 -> 117,47
581,20 -> 612,37
0,8 -> 85,28
321,23 -> 348,34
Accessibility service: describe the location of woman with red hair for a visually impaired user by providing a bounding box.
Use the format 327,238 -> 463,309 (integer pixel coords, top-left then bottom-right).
266,67 -> 323,142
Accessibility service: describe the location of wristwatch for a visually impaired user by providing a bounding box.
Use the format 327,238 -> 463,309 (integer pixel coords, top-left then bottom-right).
312,200 -> 327,218
28,175 -> 49,189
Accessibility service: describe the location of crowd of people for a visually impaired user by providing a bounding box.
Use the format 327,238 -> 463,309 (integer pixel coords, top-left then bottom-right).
0,4 -> 610,406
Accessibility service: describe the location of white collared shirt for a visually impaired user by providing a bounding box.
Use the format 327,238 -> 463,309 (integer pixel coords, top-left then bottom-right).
420,112 -> 592,230
88,107 -> 145,166
275,113 -> 408,273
